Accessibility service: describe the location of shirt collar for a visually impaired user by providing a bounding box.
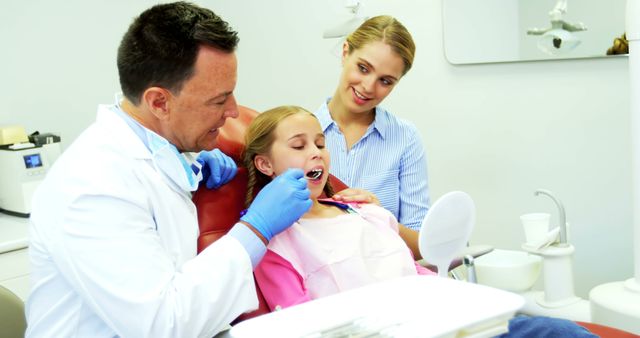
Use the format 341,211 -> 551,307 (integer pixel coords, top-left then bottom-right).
315,98 -> 335,133
112,93 -> 155,151
316,97 -> 389,140
371,105 -> 388,140
95,104 -> 151,160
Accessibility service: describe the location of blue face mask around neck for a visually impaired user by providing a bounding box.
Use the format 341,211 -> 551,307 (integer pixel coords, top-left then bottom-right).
145,130 -> 201,193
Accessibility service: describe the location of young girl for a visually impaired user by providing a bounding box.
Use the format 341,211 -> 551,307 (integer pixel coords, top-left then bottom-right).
243,105 -> 434,310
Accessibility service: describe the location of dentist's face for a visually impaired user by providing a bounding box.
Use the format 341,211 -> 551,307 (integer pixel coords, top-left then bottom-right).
165,46 -> 239,152
337,41 -> 405,114
256,113 -> 330,199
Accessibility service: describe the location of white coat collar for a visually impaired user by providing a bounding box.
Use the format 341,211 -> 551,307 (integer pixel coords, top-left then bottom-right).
95,104 -> 152,160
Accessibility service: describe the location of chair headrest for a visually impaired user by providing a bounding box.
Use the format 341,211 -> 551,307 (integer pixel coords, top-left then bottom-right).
216,105 -> 259,161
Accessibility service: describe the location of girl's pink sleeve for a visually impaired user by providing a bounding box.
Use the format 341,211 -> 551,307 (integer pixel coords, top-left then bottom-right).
414,261 -> 437,276
254,249 -> 312,311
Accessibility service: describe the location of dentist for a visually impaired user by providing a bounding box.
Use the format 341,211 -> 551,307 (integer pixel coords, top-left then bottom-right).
25,2 -> 311,337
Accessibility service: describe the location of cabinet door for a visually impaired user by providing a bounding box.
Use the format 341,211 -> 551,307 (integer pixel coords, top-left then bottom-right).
0,248 -> 30,300
0,274 -> 29,301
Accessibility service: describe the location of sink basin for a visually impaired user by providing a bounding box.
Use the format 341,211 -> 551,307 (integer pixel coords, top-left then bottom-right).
474,249 -> 542,292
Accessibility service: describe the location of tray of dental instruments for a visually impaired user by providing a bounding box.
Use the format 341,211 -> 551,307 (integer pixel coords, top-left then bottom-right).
229,275 -> 525,338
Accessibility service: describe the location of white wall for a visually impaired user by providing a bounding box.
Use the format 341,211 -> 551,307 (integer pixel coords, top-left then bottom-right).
0,0 -> 632,298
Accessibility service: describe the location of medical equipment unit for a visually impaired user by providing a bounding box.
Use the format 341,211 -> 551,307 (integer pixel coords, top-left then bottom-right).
0,125 -> 61,217
480,189 -> 591,322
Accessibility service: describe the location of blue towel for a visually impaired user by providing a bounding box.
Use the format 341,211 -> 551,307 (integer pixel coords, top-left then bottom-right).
496,315 -> 599,338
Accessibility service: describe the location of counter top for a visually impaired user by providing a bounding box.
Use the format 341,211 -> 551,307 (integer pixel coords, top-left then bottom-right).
0,213 -> 29,254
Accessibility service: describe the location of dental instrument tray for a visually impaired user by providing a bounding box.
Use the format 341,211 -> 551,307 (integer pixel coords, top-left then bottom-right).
229,275 -> 525,338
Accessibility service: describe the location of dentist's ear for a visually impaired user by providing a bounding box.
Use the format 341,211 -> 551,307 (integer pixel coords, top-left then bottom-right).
142,87 -> 171,120
254,155 -> 275,177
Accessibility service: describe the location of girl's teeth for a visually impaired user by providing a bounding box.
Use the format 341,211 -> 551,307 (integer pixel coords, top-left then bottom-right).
307,169 -> 322,179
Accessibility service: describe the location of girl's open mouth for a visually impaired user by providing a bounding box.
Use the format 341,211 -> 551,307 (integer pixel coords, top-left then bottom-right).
306,168 -> 323,180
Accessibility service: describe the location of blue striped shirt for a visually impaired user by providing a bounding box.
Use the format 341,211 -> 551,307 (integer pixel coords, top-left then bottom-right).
315,100 -> 430,231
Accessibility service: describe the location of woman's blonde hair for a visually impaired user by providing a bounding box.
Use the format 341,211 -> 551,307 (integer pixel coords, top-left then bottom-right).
346,15 -> 415,76
242,105 -> 334,208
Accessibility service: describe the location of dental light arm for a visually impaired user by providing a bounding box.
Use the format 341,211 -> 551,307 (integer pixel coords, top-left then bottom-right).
527,0 -> 586,36
561,21 -> 587,32
322,0 -> 367,39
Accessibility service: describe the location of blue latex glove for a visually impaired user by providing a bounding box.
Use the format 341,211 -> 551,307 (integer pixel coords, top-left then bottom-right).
195,149 -> 237,189
241,168 -> 312,241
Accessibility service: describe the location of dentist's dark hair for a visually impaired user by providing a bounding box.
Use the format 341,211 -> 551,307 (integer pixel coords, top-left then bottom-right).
117,1 -> 239,105
242,105 -> 334,208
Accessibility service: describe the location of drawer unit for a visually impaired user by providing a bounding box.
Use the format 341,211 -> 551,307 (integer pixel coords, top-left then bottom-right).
0,248 -> 30,301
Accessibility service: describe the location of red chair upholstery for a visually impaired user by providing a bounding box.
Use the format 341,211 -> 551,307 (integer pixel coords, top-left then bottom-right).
192,105 -> 346,322
576,321 -> 640,338
192,106 -> 633,337
194,105 -> 258,249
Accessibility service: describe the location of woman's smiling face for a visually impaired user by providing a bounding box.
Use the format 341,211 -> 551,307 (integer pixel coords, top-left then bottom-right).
336,40 -> 405,114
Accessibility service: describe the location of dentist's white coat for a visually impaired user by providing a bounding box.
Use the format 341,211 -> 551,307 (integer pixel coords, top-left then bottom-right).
26,106 -> 258,338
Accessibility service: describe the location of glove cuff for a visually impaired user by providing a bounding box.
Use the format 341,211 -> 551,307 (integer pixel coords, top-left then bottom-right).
240,214 -> 273,242
238,220 -> 268,245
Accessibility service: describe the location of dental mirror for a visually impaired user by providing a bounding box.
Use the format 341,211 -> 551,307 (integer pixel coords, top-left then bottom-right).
418,191 -> 476,278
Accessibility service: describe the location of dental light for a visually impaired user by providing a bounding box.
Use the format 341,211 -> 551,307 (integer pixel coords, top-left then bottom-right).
536,29 -> 581,55
322,0 -> 367,39
527,0 -> 587,55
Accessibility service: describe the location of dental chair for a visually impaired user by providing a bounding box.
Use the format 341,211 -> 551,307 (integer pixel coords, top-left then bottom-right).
0,285 -> 27,338
192,105 -> 639,337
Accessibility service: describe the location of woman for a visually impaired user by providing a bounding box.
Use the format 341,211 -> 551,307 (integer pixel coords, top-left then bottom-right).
315,15 -> 429,232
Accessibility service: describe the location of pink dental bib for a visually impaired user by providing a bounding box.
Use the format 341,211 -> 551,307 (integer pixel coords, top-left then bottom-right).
267,203 -> 418,300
